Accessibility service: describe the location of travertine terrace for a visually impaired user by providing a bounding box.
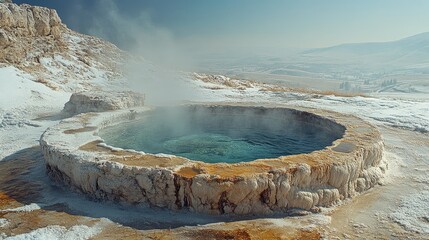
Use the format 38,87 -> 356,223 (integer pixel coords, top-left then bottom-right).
40,104 -> 385,215
62,91 -> 145,116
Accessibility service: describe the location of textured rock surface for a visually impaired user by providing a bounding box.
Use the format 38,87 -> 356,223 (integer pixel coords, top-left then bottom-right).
40,104 -> 386,215
0,3 -> 64,63
62,91 -> 145,116
0,3 -> 127,92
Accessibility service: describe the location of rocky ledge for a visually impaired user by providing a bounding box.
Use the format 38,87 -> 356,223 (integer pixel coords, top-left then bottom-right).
62,91 -> 145,116
40,104 -> 386,215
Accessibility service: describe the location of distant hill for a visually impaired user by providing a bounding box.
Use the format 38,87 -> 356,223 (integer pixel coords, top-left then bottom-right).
301,32 -> 429,71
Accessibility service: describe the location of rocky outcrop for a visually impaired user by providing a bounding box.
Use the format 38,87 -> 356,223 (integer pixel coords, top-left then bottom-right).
0,3 -> 65,64
40,104 -> 386,215
0,3 -> 63,37
62,91 -> 145,116
0,3 -> 127,93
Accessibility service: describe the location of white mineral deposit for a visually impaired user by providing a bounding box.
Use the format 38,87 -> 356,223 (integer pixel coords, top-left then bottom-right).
0,1 -> 428,239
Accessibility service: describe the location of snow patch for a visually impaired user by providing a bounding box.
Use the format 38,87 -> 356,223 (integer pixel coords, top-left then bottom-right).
294,95 -> 429,133
390,190 -> 429,234
1,203 -> 41,212
4,224 -> 103,240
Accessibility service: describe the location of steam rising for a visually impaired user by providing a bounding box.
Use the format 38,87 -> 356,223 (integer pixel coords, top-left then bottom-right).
85,0 -> 197,105
100,106 -> 345,163
87,1 -> 193,69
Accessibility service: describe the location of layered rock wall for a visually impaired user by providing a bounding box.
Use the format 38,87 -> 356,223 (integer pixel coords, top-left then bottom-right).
0,3 -> 65,64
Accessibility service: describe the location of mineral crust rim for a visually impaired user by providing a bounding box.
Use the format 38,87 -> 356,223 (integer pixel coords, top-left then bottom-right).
40,103 -> 386,215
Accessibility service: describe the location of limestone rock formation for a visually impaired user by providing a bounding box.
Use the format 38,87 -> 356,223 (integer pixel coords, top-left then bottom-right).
0,3 -> 128,92
62,91 -> 145,116
0,3 -> 64,64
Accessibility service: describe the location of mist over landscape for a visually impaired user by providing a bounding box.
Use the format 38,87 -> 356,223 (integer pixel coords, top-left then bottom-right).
0,0 -> 429,239
15,0 -> 429,91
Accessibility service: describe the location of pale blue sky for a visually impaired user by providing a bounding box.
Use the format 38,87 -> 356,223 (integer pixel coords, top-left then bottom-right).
16,0 -> 429,51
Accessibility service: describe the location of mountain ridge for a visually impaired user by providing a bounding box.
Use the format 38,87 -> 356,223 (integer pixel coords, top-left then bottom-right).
304,32 -> 429,58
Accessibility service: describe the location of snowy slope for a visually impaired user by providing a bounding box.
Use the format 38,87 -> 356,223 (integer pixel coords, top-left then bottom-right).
0,66 -> 70,159
0,66 -> 69,114
0,3 -> 131,159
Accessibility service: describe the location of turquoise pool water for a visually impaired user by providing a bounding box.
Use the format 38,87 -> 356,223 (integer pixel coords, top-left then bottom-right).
99,107 -> 343,163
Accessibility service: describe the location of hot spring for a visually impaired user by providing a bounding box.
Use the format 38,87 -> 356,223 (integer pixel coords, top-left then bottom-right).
99,106 -> 345,163
42,104 -> 383,214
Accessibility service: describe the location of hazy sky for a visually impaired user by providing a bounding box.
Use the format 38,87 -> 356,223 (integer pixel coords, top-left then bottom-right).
15,0 -> 429,55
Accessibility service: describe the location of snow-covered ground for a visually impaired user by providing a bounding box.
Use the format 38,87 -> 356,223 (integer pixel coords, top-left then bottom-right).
1,55 -> 429,238
0,66 -> 69,114
2,222 -> 106,240
296,95 -> 429,133
0,66 -> 70,159
191,75 -> 429,133
0,29 -> 125,160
